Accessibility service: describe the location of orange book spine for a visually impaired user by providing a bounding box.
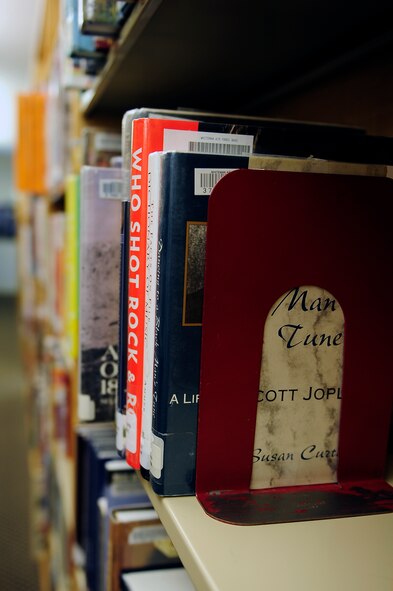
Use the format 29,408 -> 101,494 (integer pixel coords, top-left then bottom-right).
15,95 -> 25,191
125,117 -> 199,469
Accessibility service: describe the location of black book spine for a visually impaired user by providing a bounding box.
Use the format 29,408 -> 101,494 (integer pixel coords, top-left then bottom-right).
116,199 -> 130,456
150,152 -> 248,495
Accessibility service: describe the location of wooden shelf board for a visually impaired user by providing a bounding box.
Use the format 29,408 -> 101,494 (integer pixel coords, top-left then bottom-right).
82,0 -> 393,118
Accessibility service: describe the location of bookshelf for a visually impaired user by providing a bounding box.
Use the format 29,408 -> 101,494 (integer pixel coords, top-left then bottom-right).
81,0 -> 393,125
140,462 -> 393,591
23,0 -> 393,589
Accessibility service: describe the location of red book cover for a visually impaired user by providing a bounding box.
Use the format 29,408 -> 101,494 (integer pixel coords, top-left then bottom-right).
125,118 -> 199,469
196,169 -> 393,524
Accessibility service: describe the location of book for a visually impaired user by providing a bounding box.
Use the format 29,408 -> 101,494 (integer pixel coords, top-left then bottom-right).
148,151 -> 252,495
15,93 -> 47,194
148,152 -> 387,496
196,169 -> 393,524
76,425 -> 116,529
0,205 -> 16,238
125,118 -> 202,469
66,0 -> 106,60
78,0 -> 136,37
76,423 -> 117,549
78,166 -> 123,422
121,567 -> 196,591
48,210 -> 66,337
107,507 -> 181,591
96,460 -> 151,591
64,174 -> 80,365
78,0 -> 120,37
116,200 -> 131,457
77,427 -> 122,591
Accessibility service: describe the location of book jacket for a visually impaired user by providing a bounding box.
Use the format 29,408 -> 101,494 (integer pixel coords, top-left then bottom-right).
78,166 -> 123,422
149,152 -> 252,495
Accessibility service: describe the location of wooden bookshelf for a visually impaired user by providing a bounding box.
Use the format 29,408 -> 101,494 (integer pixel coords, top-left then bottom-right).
81,0 -> 393,121
34,0 -> 60,85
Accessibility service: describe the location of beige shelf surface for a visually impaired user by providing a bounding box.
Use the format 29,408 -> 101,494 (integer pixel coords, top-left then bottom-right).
141,467 -> 393,591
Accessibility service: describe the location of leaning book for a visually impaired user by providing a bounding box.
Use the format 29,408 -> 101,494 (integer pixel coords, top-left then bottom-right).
78,166 -> 123,422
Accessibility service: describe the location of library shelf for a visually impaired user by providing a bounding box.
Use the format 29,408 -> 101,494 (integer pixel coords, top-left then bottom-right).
81,0 -> 393,119
140,461 -> 393,591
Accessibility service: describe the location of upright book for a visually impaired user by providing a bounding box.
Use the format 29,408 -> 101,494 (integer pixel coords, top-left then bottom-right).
97,459 -> 151,591
78,0 -> 127,37
116,200 -> 131,456
78,166 -> 123,422
148,152 -> 387,496
64,174 -> 80,367
107,507 -> 180,591
75,423 -> 117,591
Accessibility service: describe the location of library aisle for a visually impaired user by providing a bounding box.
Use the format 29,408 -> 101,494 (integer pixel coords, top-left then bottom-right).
0,296 -> 39,591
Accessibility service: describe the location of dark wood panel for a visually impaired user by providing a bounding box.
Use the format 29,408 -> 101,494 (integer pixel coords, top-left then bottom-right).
83,0 -> 393,118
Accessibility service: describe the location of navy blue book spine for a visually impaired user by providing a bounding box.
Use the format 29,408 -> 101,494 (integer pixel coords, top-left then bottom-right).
117,200 -> 130,457
150,152 -> 248,495
86,440 -> 118,591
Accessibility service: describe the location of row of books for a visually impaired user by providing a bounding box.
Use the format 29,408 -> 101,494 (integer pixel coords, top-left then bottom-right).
75,424 -> 184,591
73,107 -> 393,500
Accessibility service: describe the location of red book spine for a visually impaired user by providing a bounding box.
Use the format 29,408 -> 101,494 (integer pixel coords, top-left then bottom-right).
125,118 -> 199,468
125,118 -> 145,468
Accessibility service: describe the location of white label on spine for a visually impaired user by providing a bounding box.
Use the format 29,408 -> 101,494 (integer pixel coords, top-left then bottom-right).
163,129 -> 253,156
116,410 -> 125,452
150,434 -> 164,479
194,168 -> 237,195
78,394 -> 95,421
126,408 -> 137,453
128,525 -> 168,545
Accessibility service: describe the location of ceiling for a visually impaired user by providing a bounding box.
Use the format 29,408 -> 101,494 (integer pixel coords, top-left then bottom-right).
0,0 -> 45,148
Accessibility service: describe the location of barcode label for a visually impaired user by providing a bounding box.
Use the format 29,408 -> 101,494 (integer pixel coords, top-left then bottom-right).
194,168 -> 237,195
163,129 -> 254,156
189,142 -> 251,156
99,179 -> 123,199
